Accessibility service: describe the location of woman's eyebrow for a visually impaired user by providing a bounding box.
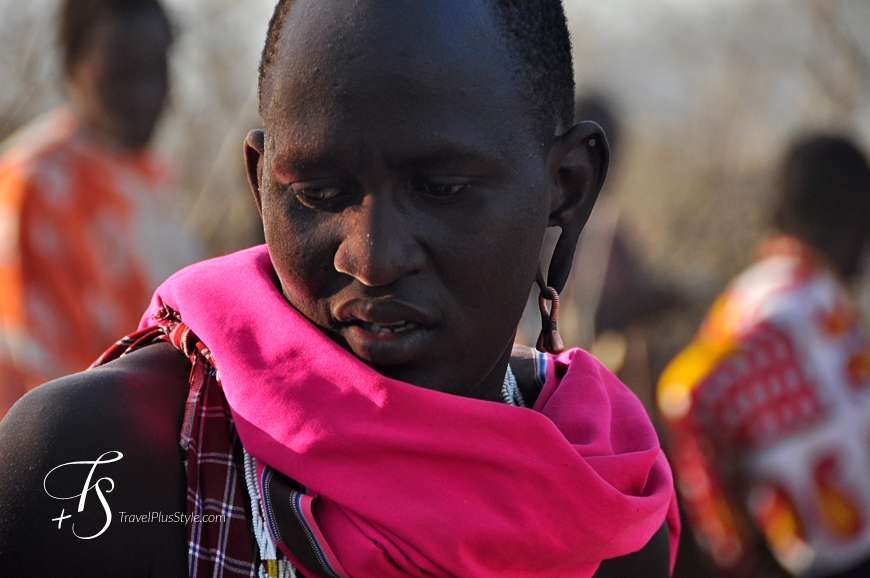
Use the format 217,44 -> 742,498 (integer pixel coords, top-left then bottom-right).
272,151 -> 346,176
385,145 -> 502,171
274,144 -> 502,176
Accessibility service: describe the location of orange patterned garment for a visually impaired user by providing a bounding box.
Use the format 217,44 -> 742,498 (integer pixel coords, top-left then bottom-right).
0,108 -> 200,417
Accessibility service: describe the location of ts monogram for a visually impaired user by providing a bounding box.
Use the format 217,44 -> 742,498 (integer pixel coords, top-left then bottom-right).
43,451 -> 123,539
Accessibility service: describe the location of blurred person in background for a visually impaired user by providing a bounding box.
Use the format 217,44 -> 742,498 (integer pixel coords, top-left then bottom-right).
0,0 -> 202,418
658,134 -> 870,577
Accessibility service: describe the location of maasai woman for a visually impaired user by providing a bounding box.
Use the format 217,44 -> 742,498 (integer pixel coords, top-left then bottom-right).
0,1 -> 678,576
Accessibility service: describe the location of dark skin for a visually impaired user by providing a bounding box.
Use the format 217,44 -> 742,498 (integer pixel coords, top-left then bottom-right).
0,343 -> 188,577
66,11 -> 171,149
0,0 -> 669,575
248,0 -> 600,403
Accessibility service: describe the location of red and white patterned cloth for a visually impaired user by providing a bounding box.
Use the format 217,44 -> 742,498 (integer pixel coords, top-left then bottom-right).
658,235 -> 870,576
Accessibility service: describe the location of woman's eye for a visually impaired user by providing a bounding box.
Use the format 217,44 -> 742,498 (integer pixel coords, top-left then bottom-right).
289,184 -> 345,207
413,180 -> 470,199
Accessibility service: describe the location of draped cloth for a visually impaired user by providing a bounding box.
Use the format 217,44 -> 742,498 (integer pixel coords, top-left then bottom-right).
140,245 -> 679,577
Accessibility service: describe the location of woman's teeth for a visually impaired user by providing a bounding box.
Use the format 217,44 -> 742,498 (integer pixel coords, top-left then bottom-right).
362,321 -> 419,334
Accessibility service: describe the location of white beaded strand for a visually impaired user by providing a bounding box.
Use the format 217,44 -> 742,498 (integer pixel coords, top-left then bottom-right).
501,365 -> 526,407
243,449 -> 297,578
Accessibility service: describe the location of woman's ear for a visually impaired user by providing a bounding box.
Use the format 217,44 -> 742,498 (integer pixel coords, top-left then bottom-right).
543,121 -> 610,293
547,120 -> 609,229
244,129 -> 266,216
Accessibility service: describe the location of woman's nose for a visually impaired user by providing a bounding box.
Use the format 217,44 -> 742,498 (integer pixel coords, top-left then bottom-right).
333,193 -> 426,286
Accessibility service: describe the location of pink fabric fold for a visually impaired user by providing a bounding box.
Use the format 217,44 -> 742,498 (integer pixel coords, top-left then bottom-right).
141,245 -> 680,577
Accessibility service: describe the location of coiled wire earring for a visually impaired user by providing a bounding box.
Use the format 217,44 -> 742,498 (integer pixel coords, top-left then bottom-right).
536,269 -> 564,354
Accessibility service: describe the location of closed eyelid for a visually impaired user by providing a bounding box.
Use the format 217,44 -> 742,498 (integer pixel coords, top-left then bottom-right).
410,175 -> 472,190
283,181 -> 354,211
287,179 -> 353,198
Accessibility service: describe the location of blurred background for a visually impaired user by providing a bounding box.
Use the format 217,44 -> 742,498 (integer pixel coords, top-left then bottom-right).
0,0 -> 274,255
564,0 -> 870,359
2,0 -> 870,575
2,0 -> 869,275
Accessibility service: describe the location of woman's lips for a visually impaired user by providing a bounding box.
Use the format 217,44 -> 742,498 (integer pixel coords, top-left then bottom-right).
342,321 -> 434,366
353,320 -> 420,334
333,297 -> 437,327
333,298 -> 440,365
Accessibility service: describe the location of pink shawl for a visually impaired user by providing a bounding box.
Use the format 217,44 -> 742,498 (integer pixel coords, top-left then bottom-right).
141,245 -> 679,577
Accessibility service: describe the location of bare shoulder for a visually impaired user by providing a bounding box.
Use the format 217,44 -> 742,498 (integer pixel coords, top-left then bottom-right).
0,342 -> 190,577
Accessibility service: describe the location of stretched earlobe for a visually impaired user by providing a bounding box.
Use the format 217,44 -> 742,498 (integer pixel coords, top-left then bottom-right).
535,122 -> 609,354
545,121 -> 609,293
244,129 -> 266,215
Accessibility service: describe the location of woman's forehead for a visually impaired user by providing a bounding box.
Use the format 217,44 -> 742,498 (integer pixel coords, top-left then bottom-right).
274,0 -> 501,71
261,0 -> 537,146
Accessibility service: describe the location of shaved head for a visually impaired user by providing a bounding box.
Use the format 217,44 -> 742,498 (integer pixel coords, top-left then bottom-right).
258,0 -> 574,140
